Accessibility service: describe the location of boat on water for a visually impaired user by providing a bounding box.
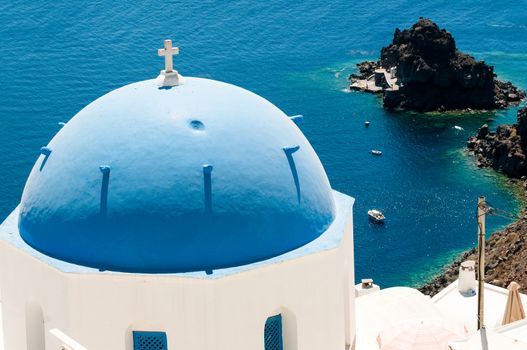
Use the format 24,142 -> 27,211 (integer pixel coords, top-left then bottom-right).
365,121 -> 370,127
370,149 -> 382,156
368,209 -> 385,223
453,125 -> 464,131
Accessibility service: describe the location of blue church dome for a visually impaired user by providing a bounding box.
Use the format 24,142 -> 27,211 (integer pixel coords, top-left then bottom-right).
19,77 -> 336,273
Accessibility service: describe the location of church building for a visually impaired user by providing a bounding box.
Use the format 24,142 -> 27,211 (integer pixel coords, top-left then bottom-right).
0,40 -> 356,350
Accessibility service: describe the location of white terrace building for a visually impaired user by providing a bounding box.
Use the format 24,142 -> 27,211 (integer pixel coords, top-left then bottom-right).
0,41 -> 356,350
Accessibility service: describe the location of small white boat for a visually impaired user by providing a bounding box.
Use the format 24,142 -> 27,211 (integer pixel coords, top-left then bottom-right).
453,125 -> 464,131
365,121 -> 370,127
371,149 -> 382,156
368,209 -> 385,223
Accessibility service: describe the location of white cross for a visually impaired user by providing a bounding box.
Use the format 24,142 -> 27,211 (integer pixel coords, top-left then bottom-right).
158,39 -> 179,73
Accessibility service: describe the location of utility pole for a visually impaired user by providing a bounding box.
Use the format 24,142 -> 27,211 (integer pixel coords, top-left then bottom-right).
477,196 -> 486,330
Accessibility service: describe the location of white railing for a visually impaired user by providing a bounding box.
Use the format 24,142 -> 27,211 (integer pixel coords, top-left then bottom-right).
49,329 -> 88,350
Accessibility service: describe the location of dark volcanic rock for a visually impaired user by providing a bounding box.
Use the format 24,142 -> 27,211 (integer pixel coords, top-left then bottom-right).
349,61 -> 378,82
381,18 -> 518,111
495,80 -> 527,108
349,18 -> 525,112
468,107 -> 527,178
357,61 -> 377,77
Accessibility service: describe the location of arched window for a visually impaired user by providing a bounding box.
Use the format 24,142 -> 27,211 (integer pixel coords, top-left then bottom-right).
264,314 -> 283,350
133,331 -> 167,350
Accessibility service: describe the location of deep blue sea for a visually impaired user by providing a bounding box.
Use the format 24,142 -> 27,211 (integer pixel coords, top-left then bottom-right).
0,1 -> 526,287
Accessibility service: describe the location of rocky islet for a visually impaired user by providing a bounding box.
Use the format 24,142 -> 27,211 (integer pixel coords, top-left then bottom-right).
350,18 -> 525,112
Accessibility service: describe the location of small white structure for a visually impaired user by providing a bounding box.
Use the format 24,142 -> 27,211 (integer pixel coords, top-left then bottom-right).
355,278 -> 380,297
0,42 -> 356,350
458,260 -> 477,296
389,67 -> 397,79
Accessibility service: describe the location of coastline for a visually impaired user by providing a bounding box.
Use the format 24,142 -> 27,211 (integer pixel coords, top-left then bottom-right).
419,178 -> 527,296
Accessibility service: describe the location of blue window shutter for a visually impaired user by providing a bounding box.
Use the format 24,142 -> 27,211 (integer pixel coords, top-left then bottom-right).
133,331 -> 167,350
264,314 -> 283,350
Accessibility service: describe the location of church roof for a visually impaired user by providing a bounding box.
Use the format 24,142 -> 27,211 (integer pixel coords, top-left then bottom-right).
18,76 -> 336,273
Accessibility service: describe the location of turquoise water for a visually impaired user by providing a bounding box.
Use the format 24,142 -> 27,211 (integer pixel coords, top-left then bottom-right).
0,1 -> 525,287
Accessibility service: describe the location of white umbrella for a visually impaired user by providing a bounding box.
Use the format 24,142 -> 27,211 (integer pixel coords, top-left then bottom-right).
502,282 -> 526,326
377,318 -> 468,350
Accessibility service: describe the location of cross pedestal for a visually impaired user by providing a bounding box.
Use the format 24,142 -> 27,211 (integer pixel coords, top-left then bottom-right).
156,39 -> 184,87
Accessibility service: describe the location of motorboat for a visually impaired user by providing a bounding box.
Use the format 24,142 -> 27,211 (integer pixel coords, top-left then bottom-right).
370,149 -> 382,156
368,209 -> 385,223
365,121 -> 370,127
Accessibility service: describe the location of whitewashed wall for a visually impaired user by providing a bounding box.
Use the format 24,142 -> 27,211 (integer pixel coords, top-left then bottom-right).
0,214 -> 354,350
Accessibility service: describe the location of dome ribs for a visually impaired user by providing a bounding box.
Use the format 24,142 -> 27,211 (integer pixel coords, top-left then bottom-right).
99,165 -> 111,217
283,145 -> 301,204
39,147 -> 52,172
288,114 -> 304,125
203,164 -> 213,214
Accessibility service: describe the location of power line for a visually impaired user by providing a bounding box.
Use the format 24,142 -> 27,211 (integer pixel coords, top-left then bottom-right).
476,200 -> 519,220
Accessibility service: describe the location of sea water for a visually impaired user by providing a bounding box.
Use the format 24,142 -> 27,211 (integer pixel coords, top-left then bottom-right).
0,0 -> 525,287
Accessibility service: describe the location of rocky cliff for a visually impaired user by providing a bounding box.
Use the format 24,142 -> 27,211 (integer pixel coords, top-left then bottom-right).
468,107 -> 527,178
350,18 -> 525,112
420,191 -> 527,296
